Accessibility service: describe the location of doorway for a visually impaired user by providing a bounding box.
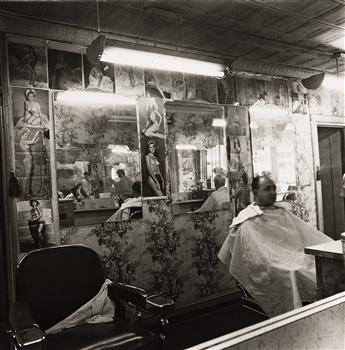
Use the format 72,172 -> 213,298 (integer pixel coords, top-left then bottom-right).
318,127 -> 345,239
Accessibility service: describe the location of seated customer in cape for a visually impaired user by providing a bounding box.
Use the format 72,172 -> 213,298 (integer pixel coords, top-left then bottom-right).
194,175 -> 230,212
218,175 -> 332,317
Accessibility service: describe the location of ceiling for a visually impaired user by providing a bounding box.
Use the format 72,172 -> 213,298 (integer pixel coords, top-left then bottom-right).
0,0 -> 344,75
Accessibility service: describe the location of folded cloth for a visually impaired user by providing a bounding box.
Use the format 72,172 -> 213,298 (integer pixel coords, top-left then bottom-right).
218,204 -> 332,317
46,279 -> 115,334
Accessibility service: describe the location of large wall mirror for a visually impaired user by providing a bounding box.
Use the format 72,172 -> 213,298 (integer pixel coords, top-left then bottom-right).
249,105 -> 297,198
53,91 -> 142,226
166,102 -> 229,215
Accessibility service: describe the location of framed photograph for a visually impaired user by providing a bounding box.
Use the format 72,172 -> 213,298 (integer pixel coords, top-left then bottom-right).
8,36 -> 48,88
144,69 -> 172,100
115,64 -> 145,97
48,48 -> 82,90
83,55 -> 114,92
195,75 -> 217,103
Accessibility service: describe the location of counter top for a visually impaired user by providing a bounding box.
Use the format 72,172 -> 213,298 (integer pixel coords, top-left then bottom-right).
305,240 -> 344,261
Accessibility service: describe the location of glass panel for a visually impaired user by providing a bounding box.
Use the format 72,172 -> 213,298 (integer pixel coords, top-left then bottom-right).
53,92 -> 142,226
166,102 -> 229,215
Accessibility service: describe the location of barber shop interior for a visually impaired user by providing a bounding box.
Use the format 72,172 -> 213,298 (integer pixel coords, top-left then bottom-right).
0,1 -> 345,349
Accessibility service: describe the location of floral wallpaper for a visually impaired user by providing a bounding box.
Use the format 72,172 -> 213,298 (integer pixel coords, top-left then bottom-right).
60,201 -> 235,308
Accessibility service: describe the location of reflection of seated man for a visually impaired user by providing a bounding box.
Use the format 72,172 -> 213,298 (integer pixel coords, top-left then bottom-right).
114,169 -> 132,200
67,183 -> 88,202
81,172 -> 92,197
106,181 -> 142,222
194,175 -> 230,212
218,176 -> 332,318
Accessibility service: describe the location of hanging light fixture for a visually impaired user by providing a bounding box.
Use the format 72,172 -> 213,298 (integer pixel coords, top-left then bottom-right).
87,35 -> 227,78
301,72 -> 325,90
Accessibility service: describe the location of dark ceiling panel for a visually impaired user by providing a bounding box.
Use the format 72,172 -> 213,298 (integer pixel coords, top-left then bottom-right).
0,0 -> 343,73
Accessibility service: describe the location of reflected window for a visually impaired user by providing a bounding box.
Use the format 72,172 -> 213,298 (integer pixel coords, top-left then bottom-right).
166,102 -> 229,215
53,91 -> 142,226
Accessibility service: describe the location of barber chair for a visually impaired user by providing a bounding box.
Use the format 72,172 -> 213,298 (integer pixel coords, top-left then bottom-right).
7,245 -> 174,350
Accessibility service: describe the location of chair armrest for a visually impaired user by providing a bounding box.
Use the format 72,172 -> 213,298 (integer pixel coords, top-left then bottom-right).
145,295 -> 174,317
108,283 -> 174,316
108,282 -> 149,308
8,301 -> 45,349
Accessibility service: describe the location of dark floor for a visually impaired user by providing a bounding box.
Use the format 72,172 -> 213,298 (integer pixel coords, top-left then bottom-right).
162,301 -> 268,349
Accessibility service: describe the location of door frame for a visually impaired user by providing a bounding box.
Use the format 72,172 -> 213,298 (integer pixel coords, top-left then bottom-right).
311,114 -> 345,233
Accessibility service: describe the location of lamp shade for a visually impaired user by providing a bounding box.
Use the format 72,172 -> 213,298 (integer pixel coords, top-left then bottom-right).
87,35 -> 226,77
301,72 -> 325,90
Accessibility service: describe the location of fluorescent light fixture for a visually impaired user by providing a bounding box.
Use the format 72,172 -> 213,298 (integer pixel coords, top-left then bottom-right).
87,35 -> 226,78
176,144 -> 197,150
55,91 -> 136,105
212,118 -> 226,127
107,145 -> 130,153
322,74 -> 345,92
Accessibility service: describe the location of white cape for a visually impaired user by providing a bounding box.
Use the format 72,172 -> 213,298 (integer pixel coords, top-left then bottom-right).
218,204 -> 332,317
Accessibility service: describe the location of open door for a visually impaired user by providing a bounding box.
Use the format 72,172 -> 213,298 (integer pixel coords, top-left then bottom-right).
318,127 -> 345,239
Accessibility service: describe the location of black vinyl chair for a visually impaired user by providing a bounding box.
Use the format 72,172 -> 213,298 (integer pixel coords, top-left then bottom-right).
8,245 -> 174,350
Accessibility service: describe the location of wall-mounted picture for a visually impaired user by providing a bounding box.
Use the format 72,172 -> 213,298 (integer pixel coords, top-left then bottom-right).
48,49 -> 82,90
8,36 -> 48,88
12,87 -> 51,199
144,69 -> 172,100
273,78 -> 289,108
171,72 -> 185,101
138,97 -> 167,198
184,74 -> 196,100
83,56 -> 114,92
16,199 -> 54,253
254,78 -> 268,105
114,64 -> 144,96
195,75 -> 217,103
217,75 -> 237,105
226,106 -> 252,215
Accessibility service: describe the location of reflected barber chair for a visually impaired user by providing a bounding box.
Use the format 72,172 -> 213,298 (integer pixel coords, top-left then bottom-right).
8,245 -> 174,350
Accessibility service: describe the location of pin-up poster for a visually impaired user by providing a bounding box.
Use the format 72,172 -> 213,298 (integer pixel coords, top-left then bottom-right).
83,56 -> 114,92
138,97 -> 167,198
226,106 -> 252,214
8,36 -> 48,88
144,69 -> 172,100
115,64 -> 145,97
12,87 -> 51,200
48,48 -> 82,90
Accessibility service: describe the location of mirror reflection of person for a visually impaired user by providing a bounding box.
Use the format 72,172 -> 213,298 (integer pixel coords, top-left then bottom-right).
194,175 -> 230,212
218,176 -> 332,318
145,140 -> 164,196
106,181 -> 142,222
231,172 -> 251,214
115,169 -> 132,200
142,99 -> 165,139
81,172 -> 92,197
